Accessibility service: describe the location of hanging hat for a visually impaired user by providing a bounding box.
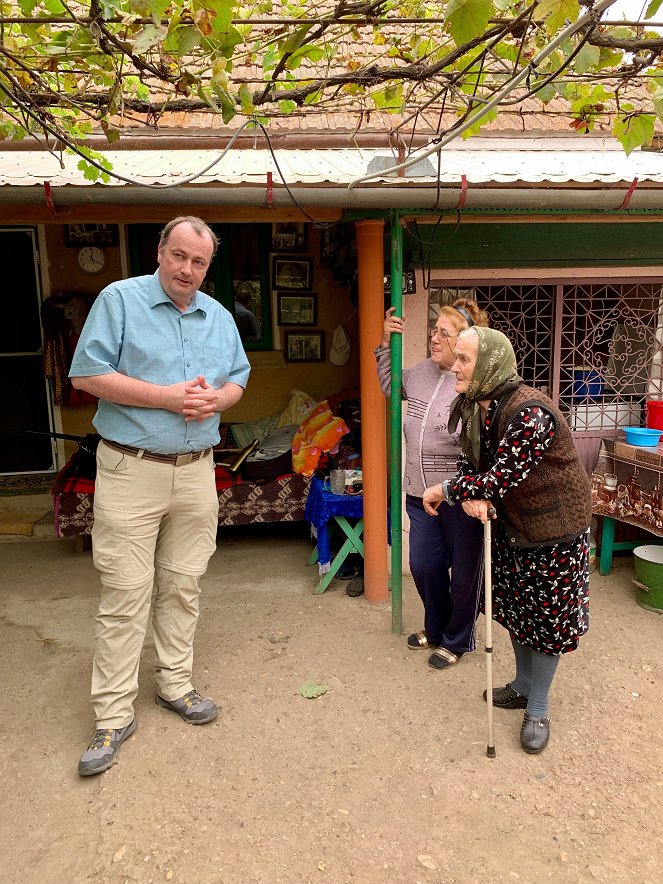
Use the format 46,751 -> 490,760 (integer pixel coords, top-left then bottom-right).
329,324 -> 351,365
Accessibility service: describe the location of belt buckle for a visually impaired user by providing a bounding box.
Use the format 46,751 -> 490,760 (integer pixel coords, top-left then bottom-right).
174,452 -> 194,466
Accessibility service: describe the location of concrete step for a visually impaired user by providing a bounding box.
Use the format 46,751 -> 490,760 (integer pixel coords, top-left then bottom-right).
0,493 -> 57,543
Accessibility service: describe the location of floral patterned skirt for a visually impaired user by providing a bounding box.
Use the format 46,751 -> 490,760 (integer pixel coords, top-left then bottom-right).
486,524 -> 590,655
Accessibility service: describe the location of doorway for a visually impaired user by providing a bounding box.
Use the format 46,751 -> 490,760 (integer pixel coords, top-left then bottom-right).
0,228 -> 54,474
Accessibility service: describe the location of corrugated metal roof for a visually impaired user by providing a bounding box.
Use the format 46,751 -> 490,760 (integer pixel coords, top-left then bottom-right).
1,137 -> 663,188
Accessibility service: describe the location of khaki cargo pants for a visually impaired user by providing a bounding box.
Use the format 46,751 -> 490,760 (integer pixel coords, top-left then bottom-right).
90,440 -> 219,728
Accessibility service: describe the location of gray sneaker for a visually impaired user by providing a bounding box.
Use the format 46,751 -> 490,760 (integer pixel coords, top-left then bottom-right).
155,689 -> 218,724
78,719 -> 137,777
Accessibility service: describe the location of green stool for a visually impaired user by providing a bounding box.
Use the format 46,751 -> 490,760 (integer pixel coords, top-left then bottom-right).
308,516 -> 364,594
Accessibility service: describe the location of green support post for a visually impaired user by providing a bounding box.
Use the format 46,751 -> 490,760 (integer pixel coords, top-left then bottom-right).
390,210 -> 403,634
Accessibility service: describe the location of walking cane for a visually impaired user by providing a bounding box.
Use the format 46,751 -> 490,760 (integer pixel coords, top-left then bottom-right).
485,506 -> 497,758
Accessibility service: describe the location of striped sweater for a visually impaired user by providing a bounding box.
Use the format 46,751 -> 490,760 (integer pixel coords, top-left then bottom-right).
376,346 -> 461,498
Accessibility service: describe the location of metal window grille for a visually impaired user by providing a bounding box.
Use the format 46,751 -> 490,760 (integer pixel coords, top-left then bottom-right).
429,281 -> 663,437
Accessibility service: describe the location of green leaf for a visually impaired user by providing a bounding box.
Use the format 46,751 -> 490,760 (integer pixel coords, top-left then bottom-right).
646,0 -> 663,17
299,683 -> 329,699
282,24 -> 314,56
613,113 -> 655,156
652,87 -> 663,121
18,0 -> 40,14
149,0 -> 170,23
371,86 -> 400,110
445,0 -> 493,46
125,76 -> 150,100
214,26 -> 244,58
100,118 -> 121,144
285,45 -> 324,71
262,46 -> 278,73
203,0 -> 235,35
132,24 -> 168,54
461,106 -> 497,138
279,99 -> 297,114
211,83 -> 236,123
597,48 -> 623,70
535,83 -> 556,104
238,83 -> 254,115
42,0 -> 65,13
174,26 -> 202,54
77,158 -> 102,182
574,43 -> 600,75
303,89 -> 323,105
536,0 -> 580,36
197,84 -> 220,112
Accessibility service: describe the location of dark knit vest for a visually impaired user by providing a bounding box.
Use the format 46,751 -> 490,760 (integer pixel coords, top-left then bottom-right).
490,385 -> 592,548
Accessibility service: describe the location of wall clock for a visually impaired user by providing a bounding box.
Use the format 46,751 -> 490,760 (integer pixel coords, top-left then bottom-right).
77,246 -> 107,275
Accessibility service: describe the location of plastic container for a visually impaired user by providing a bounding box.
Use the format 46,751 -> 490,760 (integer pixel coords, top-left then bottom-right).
646,400 -> 663,431
623,427 -> 663,447
572,368 -> 604,400
633,545 -> 663,612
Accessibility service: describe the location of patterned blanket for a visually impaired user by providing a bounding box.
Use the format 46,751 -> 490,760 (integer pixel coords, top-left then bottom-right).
51,456 -> 310,538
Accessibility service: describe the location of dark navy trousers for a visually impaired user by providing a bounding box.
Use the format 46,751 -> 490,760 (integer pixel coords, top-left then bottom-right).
406,494 -> 484,653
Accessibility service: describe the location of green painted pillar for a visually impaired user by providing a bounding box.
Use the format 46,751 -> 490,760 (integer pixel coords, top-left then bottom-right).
389,210 -> 403,635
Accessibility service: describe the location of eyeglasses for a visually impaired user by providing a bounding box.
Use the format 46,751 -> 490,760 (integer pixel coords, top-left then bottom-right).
430,327 -> 458,340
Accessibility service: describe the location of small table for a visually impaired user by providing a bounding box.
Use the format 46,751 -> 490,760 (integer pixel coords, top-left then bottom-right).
591,436 -> 663,574
304,476 -> 365,594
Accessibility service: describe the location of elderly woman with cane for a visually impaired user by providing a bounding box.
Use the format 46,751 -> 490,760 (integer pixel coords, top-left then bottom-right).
423,327 -> 591,753
376,299 -> 490,671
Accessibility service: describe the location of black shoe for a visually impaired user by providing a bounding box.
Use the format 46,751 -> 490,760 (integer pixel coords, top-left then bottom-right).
520,713 -> 550,754
346,576 -> 364,597
483,683 -> 528,709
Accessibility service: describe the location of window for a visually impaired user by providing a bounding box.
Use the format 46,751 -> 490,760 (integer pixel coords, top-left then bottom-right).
128,222 -> 272,350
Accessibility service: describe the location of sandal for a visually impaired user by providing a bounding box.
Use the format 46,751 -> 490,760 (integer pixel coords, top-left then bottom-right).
428,647 -> 464,670
407,631 -> 437,650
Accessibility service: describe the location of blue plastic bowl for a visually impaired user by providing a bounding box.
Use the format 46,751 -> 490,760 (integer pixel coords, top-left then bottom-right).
624,427 -> 663,447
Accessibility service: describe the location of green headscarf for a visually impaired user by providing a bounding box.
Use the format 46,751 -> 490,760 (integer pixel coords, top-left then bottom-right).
448,327 -> 522,468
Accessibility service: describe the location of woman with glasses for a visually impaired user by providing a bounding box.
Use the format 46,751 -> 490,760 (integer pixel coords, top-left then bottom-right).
375,298 -> 490,671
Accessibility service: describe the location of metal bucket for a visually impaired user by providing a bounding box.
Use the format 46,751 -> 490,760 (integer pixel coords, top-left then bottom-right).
632,545 -> 663,613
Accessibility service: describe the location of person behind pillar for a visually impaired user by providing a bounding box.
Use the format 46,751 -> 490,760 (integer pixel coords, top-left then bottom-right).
69,216 -> 250,777
423,327 -> 591,754
375,298 -> 490,671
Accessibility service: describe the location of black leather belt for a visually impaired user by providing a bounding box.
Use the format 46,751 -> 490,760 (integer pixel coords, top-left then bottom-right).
103,439 -> 212,466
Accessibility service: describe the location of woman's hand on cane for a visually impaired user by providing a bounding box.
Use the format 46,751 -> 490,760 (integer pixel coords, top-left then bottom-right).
461,499 -> 497,523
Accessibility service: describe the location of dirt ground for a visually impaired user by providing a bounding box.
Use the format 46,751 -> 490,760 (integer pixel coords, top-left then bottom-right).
1,524 -> 662,884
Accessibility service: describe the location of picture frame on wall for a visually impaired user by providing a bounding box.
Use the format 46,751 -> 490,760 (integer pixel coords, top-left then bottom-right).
284,330 -> 325,362
271,222 -> 307,252
384,270 -> 416,295
277,293 -> 317,326
272,256 -> 312,291
65,223 -> 119,247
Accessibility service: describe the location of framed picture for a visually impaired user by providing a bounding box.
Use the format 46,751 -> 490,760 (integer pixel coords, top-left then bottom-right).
65,223 -> 119,247
272,256 -> 312,291
277,293 -> 317,326
384,270 -> 416,295
284,330 -> 325,362
271,222 -> 307,252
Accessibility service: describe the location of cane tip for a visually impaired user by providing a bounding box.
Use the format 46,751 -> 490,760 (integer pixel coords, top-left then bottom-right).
487,745 -> 496,758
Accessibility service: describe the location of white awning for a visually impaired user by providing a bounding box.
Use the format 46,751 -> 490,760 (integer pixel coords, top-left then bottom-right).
2,136 -> 663,210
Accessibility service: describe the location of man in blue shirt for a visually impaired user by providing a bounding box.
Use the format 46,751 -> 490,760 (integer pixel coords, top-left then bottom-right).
70,216 -> 250,777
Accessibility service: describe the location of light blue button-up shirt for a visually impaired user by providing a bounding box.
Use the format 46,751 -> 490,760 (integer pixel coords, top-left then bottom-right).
69,272 -> 251,454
